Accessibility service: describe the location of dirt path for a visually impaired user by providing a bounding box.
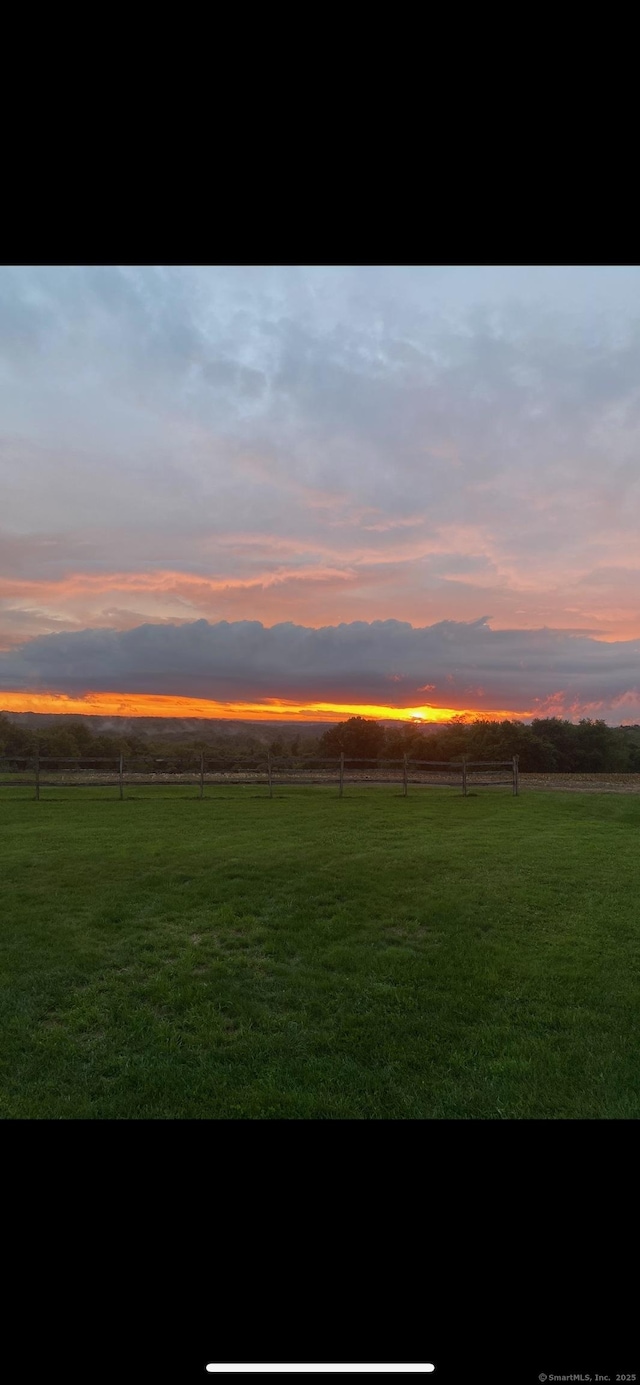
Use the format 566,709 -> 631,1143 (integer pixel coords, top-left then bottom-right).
519,773 -> 640,794
8,770 -> 640,794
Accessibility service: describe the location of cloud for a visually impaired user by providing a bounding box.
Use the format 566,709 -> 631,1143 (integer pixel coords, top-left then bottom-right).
1,616 -> 640,722
2,266 -> 640,654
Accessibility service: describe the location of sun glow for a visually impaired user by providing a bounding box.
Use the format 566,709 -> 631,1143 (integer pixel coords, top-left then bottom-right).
0,690 -> 531,724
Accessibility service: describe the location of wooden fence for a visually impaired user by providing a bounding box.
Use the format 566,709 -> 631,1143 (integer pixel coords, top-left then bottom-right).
0,753 -> 520,799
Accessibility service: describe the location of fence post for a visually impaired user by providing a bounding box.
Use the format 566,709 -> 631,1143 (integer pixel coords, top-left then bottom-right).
35,749 -> 40,802
462,757 -> 467,797
199,749 -> 204,800
339,751 -> 344,798
267,751 -> 273,799
403,754 -> 408,797
119,752 -> 124,801
513,754 -> 519,796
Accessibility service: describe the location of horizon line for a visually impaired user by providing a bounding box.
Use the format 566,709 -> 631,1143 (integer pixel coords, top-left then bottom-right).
0,690 -> 537,725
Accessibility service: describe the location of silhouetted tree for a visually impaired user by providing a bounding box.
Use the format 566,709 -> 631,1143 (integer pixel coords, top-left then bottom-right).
319,716 -> 386,766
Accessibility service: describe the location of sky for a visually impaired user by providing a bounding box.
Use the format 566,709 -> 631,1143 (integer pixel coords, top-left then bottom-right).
1,263 -> 640,725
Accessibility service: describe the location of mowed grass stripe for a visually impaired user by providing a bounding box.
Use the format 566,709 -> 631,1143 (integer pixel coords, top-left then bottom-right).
1,785 -> 639,1118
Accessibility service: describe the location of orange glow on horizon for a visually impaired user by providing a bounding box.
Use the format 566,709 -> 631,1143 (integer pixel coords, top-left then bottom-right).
0,690 -> 533,724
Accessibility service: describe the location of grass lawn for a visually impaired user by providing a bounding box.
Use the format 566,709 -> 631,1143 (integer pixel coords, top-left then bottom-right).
1,783 -> 639,1119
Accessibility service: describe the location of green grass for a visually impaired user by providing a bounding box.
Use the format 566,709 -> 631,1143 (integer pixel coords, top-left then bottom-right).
1,783 -> 639,1119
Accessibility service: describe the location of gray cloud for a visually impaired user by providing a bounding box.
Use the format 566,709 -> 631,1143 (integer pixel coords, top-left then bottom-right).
2,266 -> 640,666
2,617 -> 640,720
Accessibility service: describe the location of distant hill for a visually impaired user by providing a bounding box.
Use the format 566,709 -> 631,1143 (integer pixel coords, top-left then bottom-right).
0,710 -> 447,740
0,711 -> 337,741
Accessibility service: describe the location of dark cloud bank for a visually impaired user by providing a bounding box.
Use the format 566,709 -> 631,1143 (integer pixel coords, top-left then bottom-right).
2,618 -> 640,720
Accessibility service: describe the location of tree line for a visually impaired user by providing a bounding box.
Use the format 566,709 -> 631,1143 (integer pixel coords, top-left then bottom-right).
317,715 -> 640,773
2,711 -> 640,774
0,714 -> 321,772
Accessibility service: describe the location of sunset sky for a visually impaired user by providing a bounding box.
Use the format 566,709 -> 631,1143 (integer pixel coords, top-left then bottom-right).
2,264 -> 640,724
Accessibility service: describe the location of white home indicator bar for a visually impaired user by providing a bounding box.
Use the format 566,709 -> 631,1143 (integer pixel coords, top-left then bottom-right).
205,1368 -> 435,1375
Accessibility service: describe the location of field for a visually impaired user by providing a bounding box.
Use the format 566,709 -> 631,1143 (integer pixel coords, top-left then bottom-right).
1,781 -> 640,1119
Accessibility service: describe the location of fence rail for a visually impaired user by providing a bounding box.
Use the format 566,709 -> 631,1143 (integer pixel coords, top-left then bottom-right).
0,753 -> 520,800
